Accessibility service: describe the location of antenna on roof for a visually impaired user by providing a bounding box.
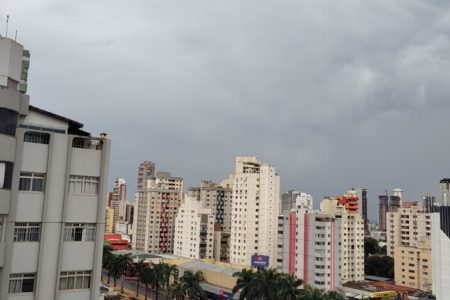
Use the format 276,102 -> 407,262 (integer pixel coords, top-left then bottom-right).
14,30 -> 17,41
5,15 -> 9,37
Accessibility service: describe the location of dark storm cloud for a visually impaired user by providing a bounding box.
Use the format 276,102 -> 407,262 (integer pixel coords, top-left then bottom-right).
4,0 -> 450,220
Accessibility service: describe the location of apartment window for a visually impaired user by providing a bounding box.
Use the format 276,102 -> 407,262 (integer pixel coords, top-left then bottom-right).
24,131 -> 50,144
0,107 -> 18,136
9,273 -> 36,293
69,176 -> 99,195
0,215 -> 5,242
59,270 -> 91,290
64,223 -> 95,241
0,161 -> 13,189
13,222 -> 40,242
19,172 -> 46,192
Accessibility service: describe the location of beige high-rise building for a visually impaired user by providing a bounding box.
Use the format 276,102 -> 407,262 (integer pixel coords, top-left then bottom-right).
132,171 -> 183,254
386,202 -> 432,257
105,207 -> 114,234
174,196 -> 215,259
394,237 -> 432,292
111,178 -> 127,228
229,156 -> 280,267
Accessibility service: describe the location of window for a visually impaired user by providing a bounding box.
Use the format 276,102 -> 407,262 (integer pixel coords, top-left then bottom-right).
0,161 -> 13,189
69,176 -> 99,195
0,107 -> 18,136
64,223 -> 95,241
9,273 -> 36,293
24,131 -> 50,144
19,172 -> 46,192
13,222 -> 40,242
59,270 -> 91,290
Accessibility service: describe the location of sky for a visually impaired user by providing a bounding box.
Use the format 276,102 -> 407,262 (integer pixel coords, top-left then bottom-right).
3,0 -> 450,221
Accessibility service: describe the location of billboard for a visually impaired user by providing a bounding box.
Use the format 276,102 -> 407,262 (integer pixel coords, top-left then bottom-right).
251,255 -> 269,268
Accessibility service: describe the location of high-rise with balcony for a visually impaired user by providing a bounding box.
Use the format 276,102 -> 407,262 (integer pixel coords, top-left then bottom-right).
277,197 -> 364,291
0,37 -> 111,299
132,170 -> 183,254
229,156 -> 280,267
174,196 -> 215,259
386,202 -> 431,257
137,161 -> 155,190
111,178 -> 127,228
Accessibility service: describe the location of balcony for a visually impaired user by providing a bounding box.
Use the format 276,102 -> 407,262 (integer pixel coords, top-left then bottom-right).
72,137 -> 103,150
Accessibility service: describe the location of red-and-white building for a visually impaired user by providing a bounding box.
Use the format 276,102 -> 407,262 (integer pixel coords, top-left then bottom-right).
277,196 -> 364,291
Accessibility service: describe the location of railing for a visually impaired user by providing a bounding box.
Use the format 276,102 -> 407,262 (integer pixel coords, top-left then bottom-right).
72,137 -> 103,150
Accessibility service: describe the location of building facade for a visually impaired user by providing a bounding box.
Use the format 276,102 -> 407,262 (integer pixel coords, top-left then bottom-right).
111,178 -> 127,227
0,37 -> 110,300
386,202 -> 431,257
132,171 -> 183,254
394,238 -> 432,292
137,161 -> 155,190
431,206 -> 450,300
174,196 -> 215,259
277,198 -> 364,291
229,156 -> 280,267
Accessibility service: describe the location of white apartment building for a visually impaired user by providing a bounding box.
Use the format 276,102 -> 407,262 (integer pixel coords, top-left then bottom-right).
277,197 -> 364,291
0,37 -> 110,299
386,202 -> 431,257
229,156 -> 280,267
431,206 -> 450,300
132,171 -> 183,254
174,196 -> 215,259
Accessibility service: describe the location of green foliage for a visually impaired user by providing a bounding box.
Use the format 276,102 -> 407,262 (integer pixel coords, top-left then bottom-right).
170,270 -> 206,300
364,237 -> 380,257
232,268 -> 346,300
364,255 -> 394,278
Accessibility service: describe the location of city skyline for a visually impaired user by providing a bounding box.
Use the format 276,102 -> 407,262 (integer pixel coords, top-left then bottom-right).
4,0 -> 450,222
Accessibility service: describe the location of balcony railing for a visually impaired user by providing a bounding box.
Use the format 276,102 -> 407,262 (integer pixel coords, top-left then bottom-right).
72,137 -> 103,150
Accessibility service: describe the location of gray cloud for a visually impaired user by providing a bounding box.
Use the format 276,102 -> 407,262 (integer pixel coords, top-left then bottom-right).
4,0 -> 450,221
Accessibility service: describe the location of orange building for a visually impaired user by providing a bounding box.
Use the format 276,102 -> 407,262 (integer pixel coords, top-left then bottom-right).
104,233 -> 129,250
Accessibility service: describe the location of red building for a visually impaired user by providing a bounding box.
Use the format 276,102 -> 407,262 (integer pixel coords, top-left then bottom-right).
104,233 -> 129,250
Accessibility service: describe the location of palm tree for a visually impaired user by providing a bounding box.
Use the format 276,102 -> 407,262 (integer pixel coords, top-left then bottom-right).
232,268 -> 255,300
247,267 -> 281,299
161,263 -> 179,297
171,280 -> 185,300
276,273 -> 303,300
108,256 -> 122,287
178,270 -> 207,299
151,263 -> 165,300
133,259 -> 146,297
102,243 -> 113,267
114,254 -> 132,294
301,285 -> 326,300
140,267 -> 154,300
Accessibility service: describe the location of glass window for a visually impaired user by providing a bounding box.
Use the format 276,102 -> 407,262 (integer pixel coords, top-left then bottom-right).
19,172 -> 46,192
59,271 -> 91,290
24,131 -> 50,144
13,222 -> 41,242
0,108 -> 18,136
0,161 -> 13,189
69,176 -> 99,195
63,223 -> 95,242
9,273 -> 36,293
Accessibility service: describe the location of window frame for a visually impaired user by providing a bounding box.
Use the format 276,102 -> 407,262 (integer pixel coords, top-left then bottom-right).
13,222 -> 41,242
59,270 -> 91,291
9,273 -> 36,294
63,223 -> 96,242
69,175 -> 99,195
19,172 -> 46,192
